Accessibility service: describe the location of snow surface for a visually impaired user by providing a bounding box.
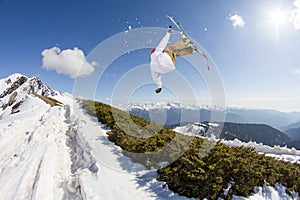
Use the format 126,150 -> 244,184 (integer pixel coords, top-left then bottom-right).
71,98 -> 193,200
0,95 -> 71,199
0,94 -> 298,199
0,74 -> 299,199
0,91 -> 194,199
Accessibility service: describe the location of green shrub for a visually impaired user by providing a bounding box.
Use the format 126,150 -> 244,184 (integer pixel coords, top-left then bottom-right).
82,100 -> 300,199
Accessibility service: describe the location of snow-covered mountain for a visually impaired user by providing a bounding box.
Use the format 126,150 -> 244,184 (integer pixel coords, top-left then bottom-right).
174,122 -> 291,147
120,102 -> 300,130
0,73 -> 299,199
0,73 -> 57,117
119,102 -> 214,127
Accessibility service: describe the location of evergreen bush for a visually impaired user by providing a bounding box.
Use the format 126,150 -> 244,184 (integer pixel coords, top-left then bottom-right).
82,100 -> 300,199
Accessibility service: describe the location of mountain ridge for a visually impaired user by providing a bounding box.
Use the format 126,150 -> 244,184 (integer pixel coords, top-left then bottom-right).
0,73 -> 58,116
174,122 -> 291,147
121,102 -> 300,130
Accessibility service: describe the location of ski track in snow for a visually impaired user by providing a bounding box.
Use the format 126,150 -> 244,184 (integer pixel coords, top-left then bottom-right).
0,96 -> 71,200
0,91 -> 299,199
72,99 -> 193,200
0,93 -> 191,200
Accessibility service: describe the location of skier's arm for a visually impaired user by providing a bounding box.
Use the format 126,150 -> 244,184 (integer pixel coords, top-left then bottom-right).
155,32 -> 171,54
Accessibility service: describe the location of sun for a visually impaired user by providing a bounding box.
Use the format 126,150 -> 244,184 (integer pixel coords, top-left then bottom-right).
268,8 -> 287,42
269,9 -> 285,27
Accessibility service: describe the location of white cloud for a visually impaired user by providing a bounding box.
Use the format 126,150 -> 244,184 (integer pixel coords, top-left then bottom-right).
291,0 -> 300,29
293,68 -> 300,75
41,47 -> 96,78
228,14 -> 245,28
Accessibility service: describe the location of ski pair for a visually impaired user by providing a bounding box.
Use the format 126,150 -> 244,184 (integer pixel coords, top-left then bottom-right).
166,15 -> 210,71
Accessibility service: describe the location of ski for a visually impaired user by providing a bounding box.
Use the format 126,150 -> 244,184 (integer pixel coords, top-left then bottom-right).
166,15 -> 210,71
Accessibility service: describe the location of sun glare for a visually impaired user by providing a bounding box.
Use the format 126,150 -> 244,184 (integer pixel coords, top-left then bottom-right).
269,9 -> 285,27
268,8 -> 286,42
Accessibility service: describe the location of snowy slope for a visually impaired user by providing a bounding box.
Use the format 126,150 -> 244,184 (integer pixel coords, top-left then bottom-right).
0,95 -> 194,199
0,95 -> 298,199
0,74 -> 191,200
0,73 -> 299,199
73,101 -> 299,200
0,95 -> 71,199
71,100 -> 193,200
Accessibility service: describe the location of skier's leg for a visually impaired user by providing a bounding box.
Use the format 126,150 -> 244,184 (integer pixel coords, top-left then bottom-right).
165,39 -> 194,57
165,39 -> 190,52
164,38 -> 194,65
174,46 -> 194,56
165,51 -> 177,66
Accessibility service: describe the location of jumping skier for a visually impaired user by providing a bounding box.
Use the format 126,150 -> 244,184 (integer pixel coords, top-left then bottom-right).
150,26 -> 194,93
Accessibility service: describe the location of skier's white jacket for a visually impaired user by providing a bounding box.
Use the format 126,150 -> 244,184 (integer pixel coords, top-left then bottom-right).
150,32 -> 175,88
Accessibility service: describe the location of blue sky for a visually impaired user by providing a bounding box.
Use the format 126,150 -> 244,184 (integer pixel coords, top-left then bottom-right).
1,0 -> 300,112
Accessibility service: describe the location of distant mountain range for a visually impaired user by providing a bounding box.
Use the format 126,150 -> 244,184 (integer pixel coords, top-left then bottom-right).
122,102 -> 300,131
121,102 -> 300,149
285,127 -> 300,141
282,121 -> 300,147
284,126 -> 300,149
287,140 -> 300,150
174,122 -> 291,147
